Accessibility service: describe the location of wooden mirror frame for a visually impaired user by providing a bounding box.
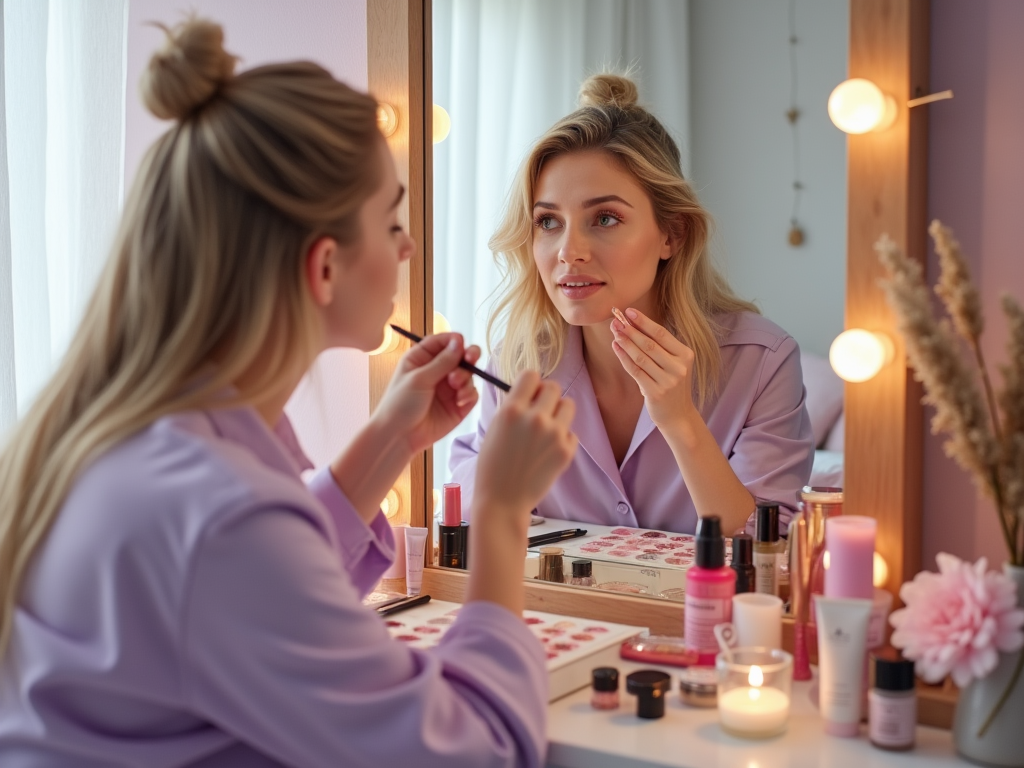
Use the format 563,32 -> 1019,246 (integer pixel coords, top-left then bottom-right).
367,0 -> 952,726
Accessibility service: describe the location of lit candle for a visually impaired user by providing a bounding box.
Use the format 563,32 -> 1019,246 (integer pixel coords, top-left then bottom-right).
718,665 -> 790,738
824,516 -> 876,600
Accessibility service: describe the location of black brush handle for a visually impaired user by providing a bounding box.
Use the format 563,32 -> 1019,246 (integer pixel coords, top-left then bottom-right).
389,324 -> 512,392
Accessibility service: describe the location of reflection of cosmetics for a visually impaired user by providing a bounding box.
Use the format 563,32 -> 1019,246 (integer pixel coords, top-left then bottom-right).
867,587 -> 894,649
715,647 -> 793,739
685,516 -> 737,665
438,483 -> 468,569
598,581 -> 649,595
527,528 -> 587,548
815,596 -> 872,737
591,667 -> 620,710
731,533 -> 756,593
568,559 -> 596,587
824,516 -> 876,600
869,650 -> 916,751
679,666 -> 718,707
538,547 -> 565,583
626,670 -> 671,719
620,634 -> 700,667
732,593 -> 783,650
754,502 -> 782,596
404,527 -> 427,596
789,513 -> 812,681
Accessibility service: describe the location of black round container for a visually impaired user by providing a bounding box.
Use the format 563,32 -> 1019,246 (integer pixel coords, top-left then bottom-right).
626,670 -> 671,719
730,533 -> 756,593
592,667 -> 619,692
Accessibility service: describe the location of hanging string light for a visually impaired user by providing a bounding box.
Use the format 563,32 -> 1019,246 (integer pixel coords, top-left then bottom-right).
786,0 -> 805,247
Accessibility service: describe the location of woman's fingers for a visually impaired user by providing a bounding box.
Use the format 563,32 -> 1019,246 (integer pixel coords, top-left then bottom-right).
611,333 -> 664,388
622,308 -> 687,356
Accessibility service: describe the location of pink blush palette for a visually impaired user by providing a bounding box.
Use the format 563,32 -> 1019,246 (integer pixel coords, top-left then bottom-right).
558,526 -> 733,570
381,599 -> 645,702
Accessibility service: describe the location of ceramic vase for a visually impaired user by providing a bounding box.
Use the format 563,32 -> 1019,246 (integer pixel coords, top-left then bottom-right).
953,563 -> 1024,767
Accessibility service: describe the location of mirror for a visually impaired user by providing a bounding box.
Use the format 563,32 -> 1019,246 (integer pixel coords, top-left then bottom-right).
429,0 -> 848,598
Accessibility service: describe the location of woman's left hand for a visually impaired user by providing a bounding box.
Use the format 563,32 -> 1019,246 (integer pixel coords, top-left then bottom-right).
375,333 -> 481,454
610,308 -> 699,429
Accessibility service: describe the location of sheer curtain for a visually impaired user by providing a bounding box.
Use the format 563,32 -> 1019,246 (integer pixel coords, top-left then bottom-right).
0,0 -> 128,431
432,0 -> 691,491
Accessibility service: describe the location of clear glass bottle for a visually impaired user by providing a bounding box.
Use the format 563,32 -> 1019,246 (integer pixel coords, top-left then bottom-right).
569,559 -> 596,587
591,667 -> 620,710
754,502 -> 783,596
869,651 -> 916,751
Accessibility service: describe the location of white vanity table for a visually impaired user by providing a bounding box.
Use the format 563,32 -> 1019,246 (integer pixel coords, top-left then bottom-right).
545,661 -> 967,768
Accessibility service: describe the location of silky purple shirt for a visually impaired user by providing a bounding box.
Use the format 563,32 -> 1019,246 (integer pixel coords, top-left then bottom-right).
451,312 -> 815,535
0,406 -> 546,767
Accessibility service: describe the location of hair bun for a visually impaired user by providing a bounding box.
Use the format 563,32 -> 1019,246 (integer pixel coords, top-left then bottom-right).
140,18 -> 237,121
578,74 -> 639,110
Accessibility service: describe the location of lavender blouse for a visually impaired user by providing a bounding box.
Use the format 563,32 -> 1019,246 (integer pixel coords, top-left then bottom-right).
450,312 -> 815,534
0,406 -> 546,767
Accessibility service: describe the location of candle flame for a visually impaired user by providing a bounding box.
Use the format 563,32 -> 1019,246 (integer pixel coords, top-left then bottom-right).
748,665 -> 764,688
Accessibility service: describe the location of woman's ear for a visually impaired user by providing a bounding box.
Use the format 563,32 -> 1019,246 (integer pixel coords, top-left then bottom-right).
661,217 -> 686,261
305,236 -> 339,306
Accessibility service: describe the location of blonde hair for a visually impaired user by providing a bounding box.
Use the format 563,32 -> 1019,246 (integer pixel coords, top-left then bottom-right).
488,74 -> 757,405
0,19 -> 383,653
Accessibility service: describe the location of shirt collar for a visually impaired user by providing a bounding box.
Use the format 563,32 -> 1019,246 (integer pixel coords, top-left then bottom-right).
203,405 -> 314,479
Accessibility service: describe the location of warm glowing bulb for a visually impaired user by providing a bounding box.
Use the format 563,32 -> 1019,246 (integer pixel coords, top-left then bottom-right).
377,103 -> 398,137
432,488 -> 441,517
829,329 -> 894,382
433,104 -> 451,144
433,311 -> 451,334
873,551 -> 890,588
748,665 -> 764,688
381,488 -> 401,520
828,78 -> 897,134
823,550 -> 831,571
369,325 -> 401,356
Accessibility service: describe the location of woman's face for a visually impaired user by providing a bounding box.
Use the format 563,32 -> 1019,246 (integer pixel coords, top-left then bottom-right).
328,139 -> 414,351
532,150 -> 672,328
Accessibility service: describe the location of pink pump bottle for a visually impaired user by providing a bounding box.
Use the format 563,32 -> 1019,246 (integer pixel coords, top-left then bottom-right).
684,516 -> 736,665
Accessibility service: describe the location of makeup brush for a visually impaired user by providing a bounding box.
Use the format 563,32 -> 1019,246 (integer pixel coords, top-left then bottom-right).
389,324 -> 511,392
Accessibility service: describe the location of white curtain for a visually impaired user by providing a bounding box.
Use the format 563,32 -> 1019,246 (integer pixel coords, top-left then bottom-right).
432,0 -> 691,490
0,0 -> 128,430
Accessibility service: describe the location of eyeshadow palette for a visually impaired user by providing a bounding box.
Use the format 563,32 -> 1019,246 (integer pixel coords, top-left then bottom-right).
556,526 -> 733,570
382,599 -> 646,701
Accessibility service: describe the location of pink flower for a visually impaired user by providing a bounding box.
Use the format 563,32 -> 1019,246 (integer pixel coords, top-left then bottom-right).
890,553 -> 1024,687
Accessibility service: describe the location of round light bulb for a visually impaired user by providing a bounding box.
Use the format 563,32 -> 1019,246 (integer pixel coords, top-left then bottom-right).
369,324 -> 401,356
381,488 -> 401,520
829,329 -> 894,383
827,78 -> 897,134
433,104 -> 451,144
377,103 -> 398,138
873,551 -> 889,588
433,311 -> 451,334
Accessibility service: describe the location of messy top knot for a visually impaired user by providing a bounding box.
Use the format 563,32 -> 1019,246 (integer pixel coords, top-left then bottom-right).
577,73 -> 639,110
140,18 -> 238,121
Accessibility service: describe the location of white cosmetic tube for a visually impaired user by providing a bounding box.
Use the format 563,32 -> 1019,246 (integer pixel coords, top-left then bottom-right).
815,596 -> 872,737
404,527 -> 427,596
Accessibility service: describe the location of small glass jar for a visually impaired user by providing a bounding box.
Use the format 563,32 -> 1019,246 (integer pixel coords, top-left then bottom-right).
715,647 -> 793,739
591,667 -> 619,710
569,559 -> 596,587
869,651 -> 916,751
679,666 -> 717,707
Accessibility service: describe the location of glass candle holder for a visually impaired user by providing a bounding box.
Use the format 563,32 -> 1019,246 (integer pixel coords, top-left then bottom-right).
716,647 -> 793,739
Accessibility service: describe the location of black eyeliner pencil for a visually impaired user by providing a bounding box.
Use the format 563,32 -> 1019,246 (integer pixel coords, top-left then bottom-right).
376,593 -> 431,617
389,324 -> 512,393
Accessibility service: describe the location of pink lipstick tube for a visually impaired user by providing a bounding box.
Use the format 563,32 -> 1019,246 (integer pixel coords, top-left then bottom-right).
439,483 -> 468,569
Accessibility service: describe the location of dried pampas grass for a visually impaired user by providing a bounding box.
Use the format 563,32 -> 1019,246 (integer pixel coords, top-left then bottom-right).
878,223 -> 1023,565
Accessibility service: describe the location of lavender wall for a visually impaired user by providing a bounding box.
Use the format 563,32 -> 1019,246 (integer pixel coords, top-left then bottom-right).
924,0 -> 1024,567
124,0 -> 371,468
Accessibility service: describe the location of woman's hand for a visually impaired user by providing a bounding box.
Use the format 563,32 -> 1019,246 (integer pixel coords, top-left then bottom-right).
374,333 -> 481,455
610,308 -> 699,430
473,372 -> 578,525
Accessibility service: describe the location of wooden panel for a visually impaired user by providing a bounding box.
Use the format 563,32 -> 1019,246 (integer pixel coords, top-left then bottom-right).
844,0 -> 928,594
367,0 -> 429,529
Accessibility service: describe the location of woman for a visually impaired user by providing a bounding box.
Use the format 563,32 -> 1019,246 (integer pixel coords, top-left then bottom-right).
0,20 -> 576,768
450,74 -> 813,536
